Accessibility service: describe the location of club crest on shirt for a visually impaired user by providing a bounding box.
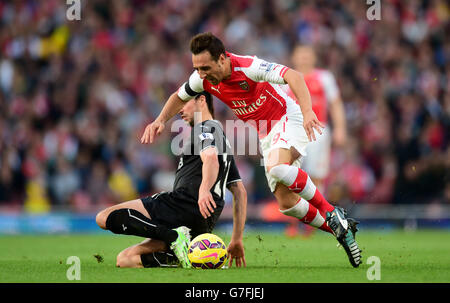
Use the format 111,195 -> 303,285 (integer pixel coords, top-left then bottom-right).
239,81 -> 249,91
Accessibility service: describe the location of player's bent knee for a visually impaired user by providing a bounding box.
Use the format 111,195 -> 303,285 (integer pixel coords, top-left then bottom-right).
116,250 -> 141,268
116,250 -> 129,267
116,255 -> 127,268
268,164 -> 289,182
95,210 -> 108,229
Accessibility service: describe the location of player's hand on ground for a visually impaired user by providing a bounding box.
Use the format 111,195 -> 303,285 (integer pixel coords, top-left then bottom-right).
227,240 -> 246,268
302,110 -> 324,142
198,189 -> 216,219
140,120 -> 165,144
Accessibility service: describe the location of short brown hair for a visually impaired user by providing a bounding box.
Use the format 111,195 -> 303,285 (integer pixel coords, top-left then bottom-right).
190,32 -> 226,61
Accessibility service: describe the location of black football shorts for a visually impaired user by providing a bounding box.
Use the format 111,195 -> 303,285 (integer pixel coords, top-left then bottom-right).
141,191 -> 223,239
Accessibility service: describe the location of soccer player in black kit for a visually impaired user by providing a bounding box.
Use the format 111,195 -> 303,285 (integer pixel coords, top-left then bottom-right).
96,92 -> 247,269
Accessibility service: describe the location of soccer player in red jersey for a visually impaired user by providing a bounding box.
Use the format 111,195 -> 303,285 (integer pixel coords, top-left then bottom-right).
282,46 -> 348,238
141,33 -> 361,267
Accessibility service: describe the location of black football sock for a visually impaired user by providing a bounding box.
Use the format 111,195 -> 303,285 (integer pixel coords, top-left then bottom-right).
105,208 -> 178,246
140,252 -> 179,268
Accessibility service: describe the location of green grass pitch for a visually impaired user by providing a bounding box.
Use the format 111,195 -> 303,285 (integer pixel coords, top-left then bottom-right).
0,229 -> 449,283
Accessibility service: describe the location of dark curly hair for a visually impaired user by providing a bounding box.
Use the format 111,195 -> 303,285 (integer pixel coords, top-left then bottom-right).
190,32 -> 226,61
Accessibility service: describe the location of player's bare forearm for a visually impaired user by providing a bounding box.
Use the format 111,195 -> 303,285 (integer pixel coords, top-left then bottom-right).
284,69 -> 324,141
155,92 -> 186,123
227,181 -> 247,268
199,149 -> 219,193
283,69 -> 313,115
141,93 -> 186,144
330,97 -> 347,145
198,147 -> 220,218
228,181 -> 247,241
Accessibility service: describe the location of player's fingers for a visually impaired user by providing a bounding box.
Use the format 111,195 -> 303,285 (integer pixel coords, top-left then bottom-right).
228,256 -> 234,268
318,120 -> 325,129
140,129 -> 145,143
198,202 -> 207,218
314,124 -> 322,135
156,124 -> 164,135
236,257 -> 241,268
150,124 -> 165,143
306,125 -> 314,141
210,197 -> 217,209
242,256 -> 247,267
140,126 -> 149,144
206,203 -> 214,214
312,126 -> 321,138
305,125 -> 312,142
149,126 -> 156,143
147,125 -> 155,142
310,124 -> 317,141
202,202 -> 212,217
203,207 -> 210,218
313,121 -> 323,135
205,196 -> 216,213
230,256 -> 238,267
207,203 -> 215,215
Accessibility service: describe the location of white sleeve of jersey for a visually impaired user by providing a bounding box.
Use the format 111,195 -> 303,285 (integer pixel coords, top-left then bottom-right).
320,70 -> 340,103
177,71 -> 204,101
237,56 -> 289,84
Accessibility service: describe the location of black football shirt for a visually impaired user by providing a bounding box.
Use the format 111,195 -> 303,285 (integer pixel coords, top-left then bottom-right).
172,120 -> 241,206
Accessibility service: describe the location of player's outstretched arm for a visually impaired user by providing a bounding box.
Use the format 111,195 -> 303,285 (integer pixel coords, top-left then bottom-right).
329,95 -> 347,147
140,92 -> 185,144
283,69 -> 324,141
227,181 -> 247,268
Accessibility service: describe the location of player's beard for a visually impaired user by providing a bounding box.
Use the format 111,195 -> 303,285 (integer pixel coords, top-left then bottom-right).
207,76 -> 219,85
181,116 -> 194,127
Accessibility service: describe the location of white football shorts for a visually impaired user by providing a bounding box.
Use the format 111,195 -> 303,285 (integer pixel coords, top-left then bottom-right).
260,111 -> 310,192
301,125 -> 331,180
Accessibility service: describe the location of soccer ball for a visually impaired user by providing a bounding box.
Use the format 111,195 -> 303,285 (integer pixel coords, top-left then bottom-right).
188,233 -> 228,269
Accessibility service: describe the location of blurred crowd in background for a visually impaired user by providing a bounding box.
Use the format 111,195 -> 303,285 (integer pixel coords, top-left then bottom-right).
0,0 -> 449,214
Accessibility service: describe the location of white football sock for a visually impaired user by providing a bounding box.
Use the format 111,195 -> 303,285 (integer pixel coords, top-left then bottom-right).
280,198 -> 325,228
280,198 -> 309,219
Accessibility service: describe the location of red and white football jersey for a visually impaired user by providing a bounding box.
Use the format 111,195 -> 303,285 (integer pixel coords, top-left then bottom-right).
282,69 -> 339,125
177,52 -> 302,138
